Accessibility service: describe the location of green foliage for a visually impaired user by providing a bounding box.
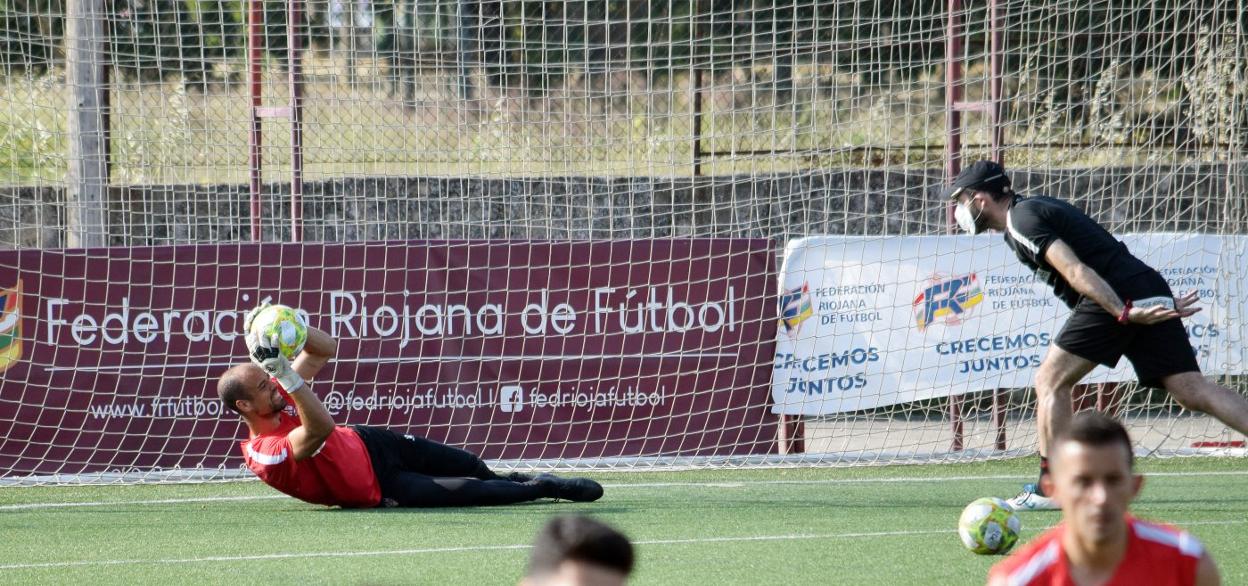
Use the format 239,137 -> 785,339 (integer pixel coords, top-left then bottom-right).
0,0 -> 65,75
107,0 -> 235,84
3,0 -> 279,84
0,112 -> 64,182
3,0 -> 1244,97
442,1 -> 944,90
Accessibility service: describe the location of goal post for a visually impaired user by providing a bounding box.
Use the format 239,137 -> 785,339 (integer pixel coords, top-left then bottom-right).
1,1 -> 1246,485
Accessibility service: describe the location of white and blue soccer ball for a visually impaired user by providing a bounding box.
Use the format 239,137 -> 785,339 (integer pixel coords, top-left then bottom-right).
958,497 -> 1021,555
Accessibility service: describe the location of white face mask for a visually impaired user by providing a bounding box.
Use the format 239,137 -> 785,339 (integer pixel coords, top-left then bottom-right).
955,200 -> 983,235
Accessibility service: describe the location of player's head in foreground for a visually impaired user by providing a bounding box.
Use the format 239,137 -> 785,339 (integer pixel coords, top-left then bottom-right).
989,412 -> 1221,586
1041,411 -> 1140,546
943,159 -> 1016,235
522,515 -> 634,586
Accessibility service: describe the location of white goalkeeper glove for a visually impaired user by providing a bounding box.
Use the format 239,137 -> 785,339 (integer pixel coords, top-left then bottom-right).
250,338 -> 306,393
242,300 -> 271,357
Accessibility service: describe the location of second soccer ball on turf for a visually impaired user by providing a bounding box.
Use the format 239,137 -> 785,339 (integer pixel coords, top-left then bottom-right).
958,497 -> 1021,555
248,304 -> 308,359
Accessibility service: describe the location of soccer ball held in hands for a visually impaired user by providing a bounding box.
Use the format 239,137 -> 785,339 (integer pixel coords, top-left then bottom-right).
247,304 -> 308,360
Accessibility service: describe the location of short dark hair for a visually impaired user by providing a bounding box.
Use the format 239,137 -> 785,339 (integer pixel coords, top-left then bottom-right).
1052,411 -> 1134,470
216,364 -> 254,414
527,515 -> 634,579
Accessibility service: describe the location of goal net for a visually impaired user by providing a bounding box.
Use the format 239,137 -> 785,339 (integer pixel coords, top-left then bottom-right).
0,1 -> 1245,484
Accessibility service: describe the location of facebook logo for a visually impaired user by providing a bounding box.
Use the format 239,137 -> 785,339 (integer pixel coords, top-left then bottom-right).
499,386 -> 524,413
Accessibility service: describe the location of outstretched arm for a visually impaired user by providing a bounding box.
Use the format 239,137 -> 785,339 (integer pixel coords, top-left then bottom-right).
1044,239 -> 1189,325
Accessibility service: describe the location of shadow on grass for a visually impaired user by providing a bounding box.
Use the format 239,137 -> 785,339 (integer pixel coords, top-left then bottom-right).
322,502 -> 632,516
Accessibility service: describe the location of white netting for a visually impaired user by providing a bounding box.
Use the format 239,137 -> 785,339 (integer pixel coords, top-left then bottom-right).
0,1 -> 1245,484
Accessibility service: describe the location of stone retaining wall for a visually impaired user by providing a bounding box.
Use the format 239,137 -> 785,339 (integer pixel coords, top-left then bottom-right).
2,164 -> 1243,249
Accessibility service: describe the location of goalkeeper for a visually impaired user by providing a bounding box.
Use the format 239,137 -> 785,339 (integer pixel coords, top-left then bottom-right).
945,160 -> 1248,511
215,305 -> 603,509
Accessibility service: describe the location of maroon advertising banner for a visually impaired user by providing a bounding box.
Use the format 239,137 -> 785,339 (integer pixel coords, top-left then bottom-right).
0,240 -> 777,479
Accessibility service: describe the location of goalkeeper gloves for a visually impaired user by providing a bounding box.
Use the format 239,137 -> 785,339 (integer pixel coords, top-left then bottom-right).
242,300 -> 271,357
250,340 -> 306,393
242,299 -> 304,392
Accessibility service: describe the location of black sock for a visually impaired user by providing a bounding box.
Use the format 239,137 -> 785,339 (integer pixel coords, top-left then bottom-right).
1036,457 -> 1050,496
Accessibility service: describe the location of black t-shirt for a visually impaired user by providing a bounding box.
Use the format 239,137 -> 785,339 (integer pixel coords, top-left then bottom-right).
1003,196 -> 1154,309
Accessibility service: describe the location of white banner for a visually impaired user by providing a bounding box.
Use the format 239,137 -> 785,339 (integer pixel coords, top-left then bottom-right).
772,234 -> 1247,415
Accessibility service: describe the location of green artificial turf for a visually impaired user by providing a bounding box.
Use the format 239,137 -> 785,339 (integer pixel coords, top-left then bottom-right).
1,457 -> 1245,585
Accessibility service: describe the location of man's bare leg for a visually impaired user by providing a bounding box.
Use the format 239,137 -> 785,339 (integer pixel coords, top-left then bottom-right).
1163,372 -> 1248,435
1008,345 -> 1097,511
1035,345 -> 1098,463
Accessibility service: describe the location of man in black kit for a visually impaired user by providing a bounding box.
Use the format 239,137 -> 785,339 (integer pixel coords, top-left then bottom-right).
945,160 -> 1248,511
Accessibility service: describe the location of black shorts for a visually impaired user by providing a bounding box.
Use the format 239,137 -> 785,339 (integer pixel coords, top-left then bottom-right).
352,425 -> 489,489
352,425 -> 545,507
1053,271 -> 1200,388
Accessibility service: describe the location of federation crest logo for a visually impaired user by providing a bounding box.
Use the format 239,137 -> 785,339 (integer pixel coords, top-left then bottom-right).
779,282 -> 814,336
0,280 -> 22,372
913,273 -> 983,331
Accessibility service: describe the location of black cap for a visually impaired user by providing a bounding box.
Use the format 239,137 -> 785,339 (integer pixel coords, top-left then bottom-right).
943,160 -> 1012,199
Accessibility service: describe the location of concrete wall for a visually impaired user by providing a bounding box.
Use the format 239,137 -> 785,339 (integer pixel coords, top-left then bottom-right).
2,164 -> 1244,249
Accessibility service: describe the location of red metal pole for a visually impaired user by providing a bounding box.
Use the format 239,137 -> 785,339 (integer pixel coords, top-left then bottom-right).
1096,382 -> 1121,417
777,415 -> 806,455
993,387 -> 1007,450
691,0 -> 705,178
247,0 -> 263,242
989,0 -> 1007,451
946,0 -> 965,452
989,0 -> 1004,163
693,69 -> 704,177
945,0 -> 964,207
287,0 -> 304,243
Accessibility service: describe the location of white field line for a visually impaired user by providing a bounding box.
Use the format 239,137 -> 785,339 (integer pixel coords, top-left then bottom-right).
3,470 -> 1246,511
618,469 -> 1248,489
2,520 -> 1244,572
0,495 -> 289,511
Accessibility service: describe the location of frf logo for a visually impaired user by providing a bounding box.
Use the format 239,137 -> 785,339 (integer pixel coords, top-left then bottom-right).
778,282 -> 813,337
499,385 -> 524,413
912,273 -> 984,331
0,280 -> 21,372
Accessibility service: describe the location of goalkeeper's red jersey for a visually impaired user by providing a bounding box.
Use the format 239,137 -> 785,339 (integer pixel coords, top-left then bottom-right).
241,411 -> 382,508
989,515 -> 1203,586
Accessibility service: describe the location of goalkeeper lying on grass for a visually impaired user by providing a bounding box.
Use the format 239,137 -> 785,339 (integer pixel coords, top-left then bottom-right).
215,303 -> 603,508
